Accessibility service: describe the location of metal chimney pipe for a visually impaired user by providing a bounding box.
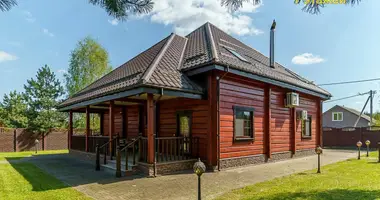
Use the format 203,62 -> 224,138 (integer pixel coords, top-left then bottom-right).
270,19 -> 276,68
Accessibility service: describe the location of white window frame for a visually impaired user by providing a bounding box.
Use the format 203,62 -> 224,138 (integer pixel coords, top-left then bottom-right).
332,112 -> 343,121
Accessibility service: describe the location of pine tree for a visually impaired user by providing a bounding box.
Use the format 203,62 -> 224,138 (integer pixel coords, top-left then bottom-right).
24,65 -> 65,134
0,91 -> 28,128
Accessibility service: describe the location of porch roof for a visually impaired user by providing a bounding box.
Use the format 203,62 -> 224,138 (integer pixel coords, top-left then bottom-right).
59,22 -> 331,110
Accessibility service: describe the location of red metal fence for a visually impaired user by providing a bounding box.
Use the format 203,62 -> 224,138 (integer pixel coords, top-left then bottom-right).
323,126 -> 380,148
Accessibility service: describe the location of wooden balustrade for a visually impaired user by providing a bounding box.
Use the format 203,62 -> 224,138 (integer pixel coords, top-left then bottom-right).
138,136 -> 200,163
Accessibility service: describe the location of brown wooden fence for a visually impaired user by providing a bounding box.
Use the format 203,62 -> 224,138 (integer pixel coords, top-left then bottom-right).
0,128 -> 68,152
323,126 -> 380,148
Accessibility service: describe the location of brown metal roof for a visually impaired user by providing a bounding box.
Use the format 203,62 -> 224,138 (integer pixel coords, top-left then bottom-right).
59,22 -> 330,108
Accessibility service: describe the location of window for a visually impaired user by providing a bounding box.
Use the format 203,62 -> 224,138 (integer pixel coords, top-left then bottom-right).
233,106 -> 254,141
176,111 -> 192,137
177,111 -> 192,154
302,116 -> 312,138
332,112 -> 343,121
224,47 -> 250,63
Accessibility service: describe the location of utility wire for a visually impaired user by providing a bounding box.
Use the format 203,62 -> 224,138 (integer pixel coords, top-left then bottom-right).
324,91 -> 371,103
318,78 -> 380,86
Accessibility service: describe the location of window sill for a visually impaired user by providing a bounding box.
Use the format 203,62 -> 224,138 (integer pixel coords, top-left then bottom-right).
301,136 -> 312,139
234,137 -> 255,142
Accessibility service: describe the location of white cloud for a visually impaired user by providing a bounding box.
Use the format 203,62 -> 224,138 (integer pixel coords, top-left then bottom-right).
57,69 -> 67,74
140,0 -> 263,36
291,53 -> 325,65
108,18 -> 119,26
43,28 -> 54,37
24,11 -> 36,23
0,51 -> 18,63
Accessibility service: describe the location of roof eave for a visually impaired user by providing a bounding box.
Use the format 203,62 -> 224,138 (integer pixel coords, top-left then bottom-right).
58,85 -> 204,112
184,64 -> 332,100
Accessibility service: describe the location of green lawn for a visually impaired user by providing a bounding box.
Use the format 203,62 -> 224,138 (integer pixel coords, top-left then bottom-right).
217,152 -> 380,200
0,162 -> 90,200
0,150 -> 68,161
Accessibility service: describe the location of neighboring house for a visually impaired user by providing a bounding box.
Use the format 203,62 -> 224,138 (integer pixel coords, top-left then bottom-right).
323,105 -> 373,128
58,22 -> 331,176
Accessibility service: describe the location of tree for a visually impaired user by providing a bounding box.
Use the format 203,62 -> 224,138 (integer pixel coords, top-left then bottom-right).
65,36 -> 112,97
1,0 -> 153,20
24,65 -> 65,134
0,0 -> 16,11
65,36 -> 112,131
0,91 -> 28,128
89,0 -> 153,20
221,0 -> 362,14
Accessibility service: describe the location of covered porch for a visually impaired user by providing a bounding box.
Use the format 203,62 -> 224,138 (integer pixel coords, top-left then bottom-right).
63,89 -> 205,176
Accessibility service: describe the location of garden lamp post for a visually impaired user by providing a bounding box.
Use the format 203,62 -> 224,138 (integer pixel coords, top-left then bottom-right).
357,141 -> 362,160
315,146 -> 323,173
34,139 -> 39,154
193,158 -> 206,200
365,140 -> 371,157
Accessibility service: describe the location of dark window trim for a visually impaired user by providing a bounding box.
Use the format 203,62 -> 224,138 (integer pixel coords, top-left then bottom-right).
302,115 -> 312,139
233,106 -> 255,142
176,110 -> 193,137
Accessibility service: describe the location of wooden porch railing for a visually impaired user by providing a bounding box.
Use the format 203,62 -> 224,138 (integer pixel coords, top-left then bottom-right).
139,136 -> 200,163
71,135 -> 86,151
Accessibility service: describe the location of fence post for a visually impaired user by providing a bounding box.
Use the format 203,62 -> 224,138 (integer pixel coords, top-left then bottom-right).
95,144 -> 100,171
116,145 -> 121,177
378,142 -> 380,163
13,129 -> 17,152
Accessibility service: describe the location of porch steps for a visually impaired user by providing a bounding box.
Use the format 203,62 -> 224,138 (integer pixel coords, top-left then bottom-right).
100,160 -> 138,176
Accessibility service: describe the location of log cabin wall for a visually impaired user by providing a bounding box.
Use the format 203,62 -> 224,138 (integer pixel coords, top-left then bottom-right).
295,95 -> 319,150
270,87 -> 292,153
219,74 -> 266,159
218,72 -> 321,161
103,105 -> 140,138
157,98 -> 210,162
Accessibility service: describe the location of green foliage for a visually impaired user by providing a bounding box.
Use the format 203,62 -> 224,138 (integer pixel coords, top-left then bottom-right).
0,91 -> 28,128
24,65 -> 65,134
0,0 -> 17,11
89,0 -> 153,20
65,36 -> 112,97
65,36 -> 112,130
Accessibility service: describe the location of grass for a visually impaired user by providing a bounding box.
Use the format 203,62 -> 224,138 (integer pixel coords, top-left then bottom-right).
0,150 -> 68,161
217,151 -> 380,200
0,162 -> 90,200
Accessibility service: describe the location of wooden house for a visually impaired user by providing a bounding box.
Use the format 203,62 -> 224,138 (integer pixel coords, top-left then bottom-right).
58,22 -> 331,176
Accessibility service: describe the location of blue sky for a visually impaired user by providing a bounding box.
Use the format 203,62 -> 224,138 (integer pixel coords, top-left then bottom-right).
1,0 -> 380,112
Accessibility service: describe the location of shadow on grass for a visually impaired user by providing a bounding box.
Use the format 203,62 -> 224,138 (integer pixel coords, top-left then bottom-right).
260,189 -> 380,200
5,154 -> 148,191
6,159 -> 70,192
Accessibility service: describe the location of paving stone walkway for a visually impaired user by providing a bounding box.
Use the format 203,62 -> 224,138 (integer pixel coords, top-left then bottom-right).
26,149 -> 357,200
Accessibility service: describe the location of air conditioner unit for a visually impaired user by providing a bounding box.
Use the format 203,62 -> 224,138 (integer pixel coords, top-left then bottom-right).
285,92 -> 299,108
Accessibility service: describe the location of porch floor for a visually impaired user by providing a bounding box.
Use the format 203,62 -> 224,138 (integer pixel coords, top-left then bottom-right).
29,149 -> 356,200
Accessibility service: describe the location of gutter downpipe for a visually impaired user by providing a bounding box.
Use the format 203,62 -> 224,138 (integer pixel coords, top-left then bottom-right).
217,66 -> 230,171
153,88 -> 163,177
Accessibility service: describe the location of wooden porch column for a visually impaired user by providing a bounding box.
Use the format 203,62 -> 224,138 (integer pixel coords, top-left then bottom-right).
292,107 -> 297,155
85,106 -> 90,152
147,94 -> 155,164
100,113 -> 104,136
68,111 -> 73,149
109,101 -> 115,154
265,86 -> 272,158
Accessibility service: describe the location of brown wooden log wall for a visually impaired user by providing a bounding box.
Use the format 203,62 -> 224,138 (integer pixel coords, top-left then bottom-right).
103,105 -> 140,138
158,98 -> 210,161
218,73 -> 321,159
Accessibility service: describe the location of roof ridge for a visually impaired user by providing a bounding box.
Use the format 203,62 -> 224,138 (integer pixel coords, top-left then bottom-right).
337,105 -> 371,121
141,33 -> 175,84
205,22 -> 219,62
177,35 -> 188,70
